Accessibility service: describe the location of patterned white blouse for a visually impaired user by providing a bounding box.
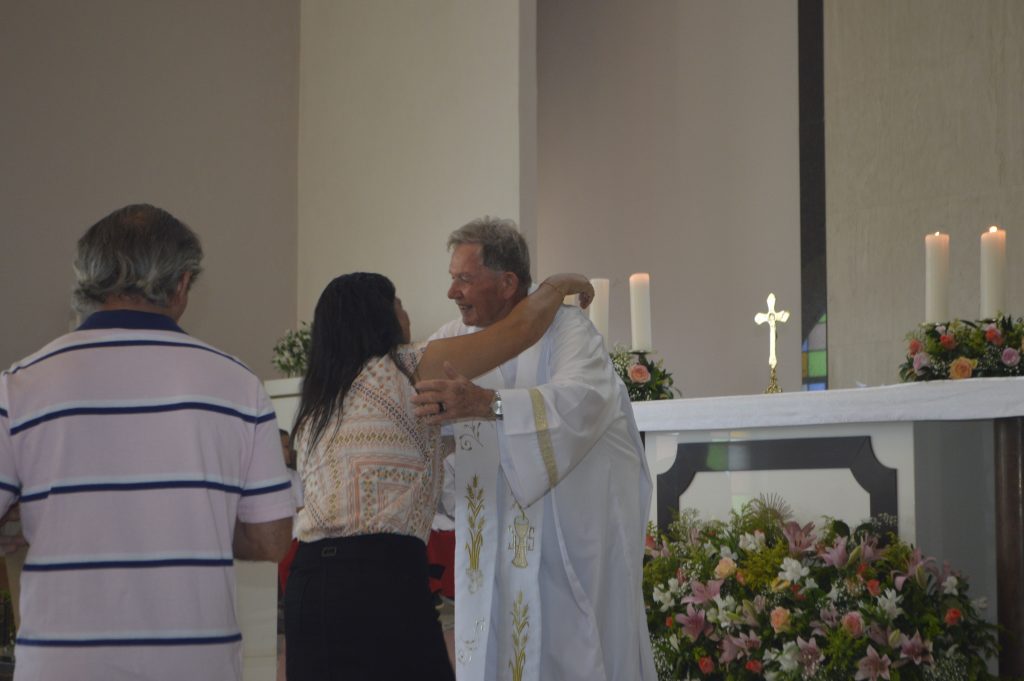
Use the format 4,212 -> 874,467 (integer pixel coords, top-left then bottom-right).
295,343 -> 443,544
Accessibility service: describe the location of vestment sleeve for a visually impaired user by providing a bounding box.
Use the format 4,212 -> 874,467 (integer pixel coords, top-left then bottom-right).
237,381 -> 296,524
0,374 -> 17,516
497,307 -> 625,508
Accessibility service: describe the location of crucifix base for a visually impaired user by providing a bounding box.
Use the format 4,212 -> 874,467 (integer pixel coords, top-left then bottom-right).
764,365 -> 782,394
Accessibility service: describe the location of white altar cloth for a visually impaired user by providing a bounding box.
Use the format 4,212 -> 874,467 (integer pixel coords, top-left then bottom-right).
632,376 -> 1024,431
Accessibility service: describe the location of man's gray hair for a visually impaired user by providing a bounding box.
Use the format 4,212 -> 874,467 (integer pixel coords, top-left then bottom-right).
447,216 -> 532,292
73,204 -> 203,312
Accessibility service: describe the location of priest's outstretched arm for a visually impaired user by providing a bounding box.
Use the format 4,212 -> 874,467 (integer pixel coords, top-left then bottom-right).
413,307 -> 628,507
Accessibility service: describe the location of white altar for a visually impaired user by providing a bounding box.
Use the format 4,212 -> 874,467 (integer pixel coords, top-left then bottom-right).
633,376 -> 1024,673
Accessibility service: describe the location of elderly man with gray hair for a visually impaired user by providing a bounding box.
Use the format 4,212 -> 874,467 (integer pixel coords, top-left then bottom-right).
0,204 -> 294,681
413,217 -> 656,681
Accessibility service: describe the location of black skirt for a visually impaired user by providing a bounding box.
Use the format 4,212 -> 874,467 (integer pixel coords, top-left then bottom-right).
284,533 -> 455,681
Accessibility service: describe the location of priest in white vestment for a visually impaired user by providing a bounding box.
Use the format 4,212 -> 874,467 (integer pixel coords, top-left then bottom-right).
413,217 -> 656,681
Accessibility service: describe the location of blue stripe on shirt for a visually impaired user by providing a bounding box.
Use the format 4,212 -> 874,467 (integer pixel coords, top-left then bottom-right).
11,402 -> 276,435
19,479 -> 246,503
10,339 -> 250,376
17,633 -> 242,647
240,480 -> 292,497
23,557 -> 235,572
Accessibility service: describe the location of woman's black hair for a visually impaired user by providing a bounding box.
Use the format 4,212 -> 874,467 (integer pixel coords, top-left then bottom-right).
291,272 -> 411,453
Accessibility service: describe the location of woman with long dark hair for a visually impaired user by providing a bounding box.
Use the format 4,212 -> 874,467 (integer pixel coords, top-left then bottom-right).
285,271 -> 593,681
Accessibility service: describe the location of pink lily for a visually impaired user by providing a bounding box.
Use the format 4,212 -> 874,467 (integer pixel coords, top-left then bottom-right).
855,646 -> 892,681
674,603 -> 710,641
683,579 -> 723,605
782,520 -> 817,555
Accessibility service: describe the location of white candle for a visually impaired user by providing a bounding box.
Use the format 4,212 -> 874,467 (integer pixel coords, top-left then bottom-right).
980,225 -> 1006,319
629,273 -> 652,352
588,278 -> 610,350
924,231 -> 950,322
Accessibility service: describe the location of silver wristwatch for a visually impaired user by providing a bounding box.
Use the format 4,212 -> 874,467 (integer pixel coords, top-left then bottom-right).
489,391 -> 504,419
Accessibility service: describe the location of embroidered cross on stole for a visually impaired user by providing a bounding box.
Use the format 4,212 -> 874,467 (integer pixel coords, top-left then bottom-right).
453,344 -> 546,681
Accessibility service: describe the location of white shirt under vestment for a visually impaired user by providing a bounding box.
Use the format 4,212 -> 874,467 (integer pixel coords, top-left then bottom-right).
432,305 -> 657,681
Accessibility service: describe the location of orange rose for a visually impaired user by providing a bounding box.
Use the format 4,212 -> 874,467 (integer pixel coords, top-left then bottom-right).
949,356 -> 977,380
940,334 -> 957,350
698,656 -> 714,674
945,607 -> 962,626
866,579 -> 882,596
985,326 -> 1004,346
714,557 -> 737,579
770,606 -> 791,633
908,338 -> 922,355
745,660 -> 763,674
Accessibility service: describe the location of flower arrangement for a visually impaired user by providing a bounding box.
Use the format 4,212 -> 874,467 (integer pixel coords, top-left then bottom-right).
899,315 -> 1024,382
611,344 -> 680,401
271,322 -> 312,377
643,497 -> 998,681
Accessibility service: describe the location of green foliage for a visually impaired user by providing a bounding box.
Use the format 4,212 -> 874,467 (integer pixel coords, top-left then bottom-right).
610,344 -> 680,401
271,322 -> 312,377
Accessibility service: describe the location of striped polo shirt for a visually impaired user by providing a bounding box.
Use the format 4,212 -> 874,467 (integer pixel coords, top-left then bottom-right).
0,310 -> 294,681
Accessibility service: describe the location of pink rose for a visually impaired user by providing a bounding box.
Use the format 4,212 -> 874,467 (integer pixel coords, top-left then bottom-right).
939,334 -> 957,350
912,352 -> 931,375
1002,347 -> 1021,368
628,364 -> 651,384
842,611 -> 865,637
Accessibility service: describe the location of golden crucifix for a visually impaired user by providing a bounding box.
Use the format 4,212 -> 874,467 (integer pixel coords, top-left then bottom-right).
754,293 -> 789,394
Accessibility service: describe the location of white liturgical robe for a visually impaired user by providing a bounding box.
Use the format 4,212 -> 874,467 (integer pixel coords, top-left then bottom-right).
432,305 -> 656,681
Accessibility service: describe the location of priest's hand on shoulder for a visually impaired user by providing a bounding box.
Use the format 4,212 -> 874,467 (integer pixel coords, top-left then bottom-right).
413,361 -> 496,425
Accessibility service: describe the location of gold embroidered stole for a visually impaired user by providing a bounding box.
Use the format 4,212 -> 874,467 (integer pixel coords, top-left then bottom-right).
454,343 -> 546,681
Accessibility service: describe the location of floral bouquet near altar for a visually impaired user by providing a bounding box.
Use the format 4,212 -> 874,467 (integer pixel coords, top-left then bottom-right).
611,344 -> 680,401
899,315 -> 1024,382
643,497 -> 998,681
271,322 -> 312,377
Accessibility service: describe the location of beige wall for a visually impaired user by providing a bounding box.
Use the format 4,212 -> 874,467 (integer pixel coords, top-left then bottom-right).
297,0 -> 532,340
826,0 -> 1024,388
0,0 -> 298,377
537,0 -> 802,397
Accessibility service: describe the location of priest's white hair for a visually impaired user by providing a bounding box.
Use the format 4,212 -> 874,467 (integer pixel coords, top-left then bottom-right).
447,216 -> 532,293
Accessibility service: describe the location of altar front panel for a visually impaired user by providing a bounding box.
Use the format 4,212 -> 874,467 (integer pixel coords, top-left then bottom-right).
645,422 -> 916,540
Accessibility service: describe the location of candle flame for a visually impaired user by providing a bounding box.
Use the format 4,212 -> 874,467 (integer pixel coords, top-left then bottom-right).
989,225 -> 1000,233
934,231 -> 941,236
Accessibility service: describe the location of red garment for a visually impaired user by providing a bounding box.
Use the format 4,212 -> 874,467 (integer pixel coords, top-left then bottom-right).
278,538 -> 300,594
426,529 -> 455,599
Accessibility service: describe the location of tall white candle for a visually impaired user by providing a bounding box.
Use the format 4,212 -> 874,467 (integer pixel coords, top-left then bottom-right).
980,225 -> 1006,319
924,232 -> 950,322
629,273 -> 652,352
588,278 -> 610,350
